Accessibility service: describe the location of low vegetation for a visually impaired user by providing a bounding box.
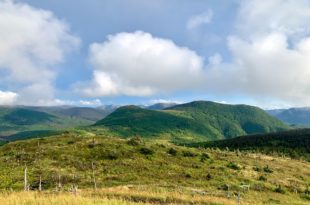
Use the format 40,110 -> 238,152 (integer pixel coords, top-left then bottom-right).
0,130 -> 308,204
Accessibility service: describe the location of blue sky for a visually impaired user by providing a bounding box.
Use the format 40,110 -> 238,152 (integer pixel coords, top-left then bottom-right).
1,0 -> 310,108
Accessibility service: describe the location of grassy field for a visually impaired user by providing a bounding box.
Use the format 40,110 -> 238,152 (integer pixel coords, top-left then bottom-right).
0,130 -> 309,204
0,191 -> 145,205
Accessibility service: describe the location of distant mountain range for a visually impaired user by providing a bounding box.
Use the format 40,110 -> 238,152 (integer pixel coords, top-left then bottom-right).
267,107 -> 310,126
0,105 -> 116,139
95,101 -> 289,143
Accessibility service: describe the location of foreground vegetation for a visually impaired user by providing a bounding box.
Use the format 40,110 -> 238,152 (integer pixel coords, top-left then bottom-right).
0,130 -> 309,204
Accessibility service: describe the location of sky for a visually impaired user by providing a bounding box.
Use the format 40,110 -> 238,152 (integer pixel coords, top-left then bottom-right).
1,0 -> 310,108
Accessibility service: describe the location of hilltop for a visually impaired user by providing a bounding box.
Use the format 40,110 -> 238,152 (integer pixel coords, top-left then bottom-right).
95,101 -> 290,143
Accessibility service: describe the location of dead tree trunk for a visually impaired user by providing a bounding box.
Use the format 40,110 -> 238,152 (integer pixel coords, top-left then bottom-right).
92,162 -> 97,190
24,166 -> 28,191
39,175 -> 42,192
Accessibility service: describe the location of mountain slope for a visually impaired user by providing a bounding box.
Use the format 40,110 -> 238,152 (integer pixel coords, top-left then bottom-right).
188,128 -> 310,161
95,101 -> 289,142
28,106 -> 112,122
267,107 -> 310,126
0,107 -> 93,139
0,131 -> 308,205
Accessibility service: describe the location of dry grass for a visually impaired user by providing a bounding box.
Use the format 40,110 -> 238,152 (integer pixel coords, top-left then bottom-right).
0,191 -> 147,205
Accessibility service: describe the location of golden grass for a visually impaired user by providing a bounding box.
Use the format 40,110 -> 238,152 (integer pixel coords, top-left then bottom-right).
0,191 -> 147,205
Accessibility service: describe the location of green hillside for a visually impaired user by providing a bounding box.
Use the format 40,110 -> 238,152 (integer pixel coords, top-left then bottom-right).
188,128 -> 310,161
0,131 -> 309,204
0,108 -> 91,139
95,101 -> 290,143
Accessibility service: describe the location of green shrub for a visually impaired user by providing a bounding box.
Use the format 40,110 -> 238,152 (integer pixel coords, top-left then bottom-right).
127,137 -> 143,146
200,152 -> 210,162
227,162 -> 241,170
167,148 -> 177,156
274,185 -> 286,194
263,166 -> 273,173
139,147 -> 154,155
253,166 -> 261,172
182,150 -> 197,157
258,175 -> 267,181
205,173 -> 212,180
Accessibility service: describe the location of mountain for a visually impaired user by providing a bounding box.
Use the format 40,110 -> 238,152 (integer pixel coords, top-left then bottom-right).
267,107 -> 310,126
188,128 -> 310,161
0,105 -> 117,141
28,106 -> 112,122
147,102 -> 178,110
95,101 -> 289,142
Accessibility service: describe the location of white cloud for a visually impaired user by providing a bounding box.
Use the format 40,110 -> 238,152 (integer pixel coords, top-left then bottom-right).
205,0 -> 310,106
0,0 -> 79,105
237,0 -> 310,38
0,90 -> 18,105
78,31 -> 205,97
149,99 -> 183,105
79,99 -> 102,106
187,10 -> 213,30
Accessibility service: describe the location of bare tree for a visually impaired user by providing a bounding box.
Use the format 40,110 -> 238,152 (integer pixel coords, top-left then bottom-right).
92,161 -> 97,190
24,166 -> 28,191
39,175 -> 42,192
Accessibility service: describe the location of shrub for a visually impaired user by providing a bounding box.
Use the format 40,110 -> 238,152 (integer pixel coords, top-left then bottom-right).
87,144 -> 95,148
167,148 -> 177,156
274,185 -> 286,194
67,141 -> 75,145
182,150 -> 197,157
185,173 -> 192,178
258,175 -> 267,181
105,151 -> 119,160
227,162 -> 241,170
139,147 -> 154,155
127,137 -> 143,146
253,166 -> 261,172
205,173 -> 212,180
263,166 -> 273,173
200,153 -> 210,162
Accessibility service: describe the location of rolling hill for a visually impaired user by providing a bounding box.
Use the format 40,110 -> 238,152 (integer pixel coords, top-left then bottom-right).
187,128 -> 310,161
0,105 -> 117,141
0,107 -> 92,140
95,101 -> 290,142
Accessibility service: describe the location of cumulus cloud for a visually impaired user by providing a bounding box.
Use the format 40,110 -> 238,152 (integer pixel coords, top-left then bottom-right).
0,90 -> 18,105
205,0 -> 310,106
78,31 -> 205,97
0,0 -> 79,105
187,10 -> 213,30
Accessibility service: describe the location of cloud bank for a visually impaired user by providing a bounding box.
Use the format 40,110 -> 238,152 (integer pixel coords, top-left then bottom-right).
0,0 -> 79,105
205,0 -> 310,106
79,31 -> 205,97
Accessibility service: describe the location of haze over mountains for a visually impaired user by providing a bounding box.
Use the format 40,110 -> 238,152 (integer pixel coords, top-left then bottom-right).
267,107 -> 310,126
